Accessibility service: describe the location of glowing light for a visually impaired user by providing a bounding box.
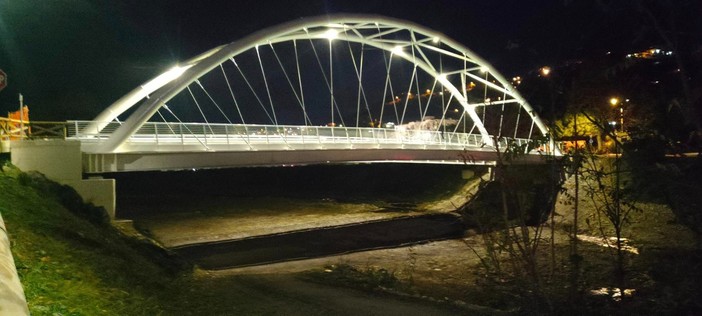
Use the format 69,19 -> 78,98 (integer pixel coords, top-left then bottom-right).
322,29 -> 339,40
432,37 -> 440,43
540,66 -> 551,77
480,66 -> 489,73
392,45 -> 406,56
610,97 -> 619,106
141,65 -> 191,93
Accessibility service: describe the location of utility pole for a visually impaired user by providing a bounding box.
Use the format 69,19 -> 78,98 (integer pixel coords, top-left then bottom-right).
19,93 -> 24,140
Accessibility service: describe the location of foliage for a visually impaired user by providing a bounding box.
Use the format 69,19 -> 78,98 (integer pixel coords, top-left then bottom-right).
580,153 -> 642,280
303,263 -> 399,291
555,112 -> 601,139
460,136 -> 561,312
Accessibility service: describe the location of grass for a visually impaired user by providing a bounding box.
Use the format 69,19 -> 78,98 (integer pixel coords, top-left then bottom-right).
0,162 -> 464,315
3,156 -> 701,315
1,165 -> 179,315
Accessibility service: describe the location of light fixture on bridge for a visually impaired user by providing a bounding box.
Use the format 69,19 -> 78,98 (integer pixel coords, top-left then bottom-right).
432,36 -> 440,44
322,29 -> 339,40
480,66 -> 489,73
392,45 -> 406,57
141,65 -> 191,93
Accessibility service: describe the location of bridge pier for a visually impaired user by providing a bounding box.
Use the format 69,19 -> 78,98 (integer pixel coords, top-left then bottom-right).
10,140 -> 116,218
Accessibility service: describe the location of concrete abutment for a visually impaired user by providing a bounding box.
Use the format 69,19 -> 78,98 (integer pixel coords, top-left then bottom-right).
10,140 -> 116,218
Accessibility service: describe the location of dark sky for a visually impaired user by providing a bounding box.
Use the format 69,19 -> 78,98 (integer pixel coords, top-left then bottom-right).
0,0 -> 665,120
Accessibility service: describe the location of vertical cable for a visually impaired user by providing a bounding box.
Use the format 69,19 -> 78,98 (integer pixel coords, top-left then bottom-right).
255,45 -> 279,126
294,39 -> 311,126
344,27 -> 372,128
329,38 -> 334,125
304,29 -> 346,127
220,64 -> 246,125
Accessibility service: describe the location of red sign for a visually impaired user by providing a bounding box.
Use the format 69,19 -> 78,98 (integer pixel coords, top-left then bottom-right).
0,69 -> 7,92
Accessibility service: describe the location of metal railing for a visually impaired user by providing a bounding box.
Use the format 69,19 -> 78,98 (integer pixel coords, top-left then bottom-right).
0,120 -> 547,156
66,120 -> 529,148
0,120 -> 554,154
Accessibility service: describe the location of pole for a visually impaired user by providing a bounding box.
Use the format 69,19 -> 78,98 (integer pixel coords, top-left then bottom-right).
18,94 -> 24,140
619,107 -> 624,132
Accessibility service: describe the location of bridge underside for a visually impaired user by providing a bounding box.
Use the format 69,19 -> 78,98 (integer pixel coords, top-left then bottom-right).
82,148 -> 547,173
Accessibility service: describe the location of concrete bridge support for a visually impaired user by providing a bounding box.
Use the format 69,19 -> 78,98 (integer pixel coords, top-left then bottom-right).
10,140 -> 116,218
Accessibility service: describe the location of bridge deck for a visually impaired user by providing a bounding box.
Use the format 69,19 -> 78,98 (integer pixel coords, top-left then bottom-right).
13,121 -> 558,173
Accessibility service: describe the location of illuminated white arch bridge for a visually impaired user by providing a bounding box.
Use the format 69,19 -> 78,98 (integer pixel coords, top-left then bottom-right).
69,14 -> 558,174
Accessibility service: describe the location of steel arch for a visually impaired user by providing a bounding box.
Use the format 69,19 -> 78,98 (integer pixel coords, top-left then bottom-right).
89,14 -> 550,153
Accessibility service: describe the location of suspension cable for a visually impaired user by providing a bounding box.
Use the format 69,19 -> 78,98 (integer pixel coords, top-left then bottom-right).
452,111 -> 466,134
304,29 -> 346,127
156,109 -> 177,135
230,58 -> 275,124
436,93 -> 454,129
255,45 -> 279,126
376,23 -> 399,125
440,54 -> 446,135
293,39 -> 311,126
195,80 -> 233,124
408,31 -> 423,124
162,104 -> 210,150
421,78 -> 439,123
186,85 -> 215,135
399,64 -> 417,126
269,42 -> 312,125
329,38 -> 335,125
497,91 -> 507,137
344,29 -> 372,128
219,64 -> 246,125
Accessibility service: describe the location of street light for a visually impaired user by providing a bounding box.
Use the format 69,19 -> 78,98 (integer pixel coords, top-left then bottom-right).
540,66 -> 551,77
610,97 -> 623,132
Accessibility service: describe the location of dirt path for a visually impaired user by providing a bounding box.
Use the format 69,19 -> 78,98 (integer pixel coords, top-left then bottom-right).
211,274 -> 467,315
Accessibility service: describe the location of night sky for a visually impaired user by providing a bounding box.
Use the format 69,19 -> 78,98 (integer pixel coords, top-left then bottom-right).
0,0 -> 666,121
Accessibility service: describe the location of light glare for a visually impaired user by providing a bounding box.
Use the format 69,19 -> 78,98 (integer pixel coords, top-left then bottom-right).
322,29 -> 339,40
141,65 -> 190,93
392,45 -> 405,56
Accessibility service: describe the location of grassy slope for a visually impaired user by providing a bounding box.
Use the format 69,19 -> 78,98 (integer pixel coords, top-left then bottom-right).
0,166 -> 175,315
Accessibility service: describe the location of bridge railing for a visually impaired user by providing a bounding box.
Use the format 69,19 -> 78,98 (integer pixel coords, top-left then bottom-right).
1,119 -> 71,140
66,120 -> 547,152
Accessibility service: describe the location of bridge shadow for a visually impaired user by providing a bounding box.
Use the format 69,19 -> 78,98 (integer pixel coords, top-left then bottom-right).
172,212 -> 465,269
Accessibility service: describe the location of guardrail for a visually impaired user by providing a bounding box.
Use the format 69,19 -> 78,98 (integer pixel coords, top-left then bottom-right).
1,120 -> 558,154
1,118 -> 69,140
67,120 -> 542,150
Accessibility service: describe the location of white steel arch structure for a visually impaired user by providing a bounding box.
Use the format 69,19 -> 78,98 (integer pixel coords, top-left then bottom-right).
86,14 -> 550,154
